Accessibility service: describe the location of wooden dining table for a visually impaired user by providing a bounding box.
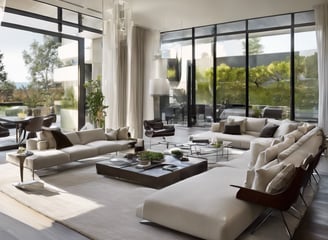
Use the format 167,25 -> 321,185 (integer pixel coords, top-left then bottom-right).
0,116 -> 32,144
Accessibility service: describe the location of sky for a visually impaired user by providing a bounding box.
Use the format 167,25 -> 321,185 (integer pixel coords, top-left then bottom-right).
0,27 -> 43,83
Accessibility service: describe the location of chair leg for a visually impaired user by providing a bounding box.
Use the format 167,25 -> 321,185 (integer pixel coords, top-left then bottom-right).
280,212 -> 292,240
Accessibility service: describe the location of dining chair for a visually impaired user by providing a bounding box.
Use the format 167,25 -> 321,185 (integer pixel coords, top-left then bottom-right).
42,113 -> 57,128
21,116 -> 44,140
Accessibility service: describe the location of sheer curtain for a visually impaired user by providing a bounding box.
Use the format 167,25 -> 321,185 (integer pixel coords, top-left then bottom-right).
315,3 -> 328,134
127,26 -> 145,138
102,3 -> 145,137
102,1 -> 130,130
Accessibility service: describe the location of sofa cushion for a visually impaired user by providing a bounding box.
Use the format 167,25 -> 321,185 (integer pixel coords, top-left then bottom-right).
37,130 -> 56,149
117,126 -> 130,140
60,145 -> 98,161
77,128 -> 107,144
249,140 -> 273,169
141,167 -> 264,240
284,129 -> 304,142
273,120 -> 298,138
64,132 -> 81,145
23,150 -> 71,170
259,123 -> 279,138
211,121 -> 225,132
255,137 -> 294,168
266,163 -> 296,194
106,128 -> 119,140
252,160 -> 285,192
246,117 -> 266,133
86,140 -> 121,155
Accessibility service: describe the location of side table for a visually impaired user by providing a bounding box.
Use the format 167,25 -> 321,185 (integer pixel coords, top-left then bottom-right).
11,151 -> 44,189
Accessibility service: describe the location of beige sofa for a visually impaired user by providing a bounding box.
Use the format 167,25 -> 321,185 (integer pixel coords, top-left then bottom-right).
190,116 -> 299,149
137,125 -> 325,240
6,127 -> 136,176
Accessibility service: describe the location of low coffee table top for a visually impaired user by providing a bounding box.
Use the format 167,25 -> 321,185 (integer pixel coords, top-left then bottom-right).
96,154 -> 207,189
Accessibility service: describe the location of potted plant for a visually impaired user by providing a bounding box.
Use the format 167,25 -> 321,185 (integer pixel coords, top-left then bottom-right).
84,76 -> 108,128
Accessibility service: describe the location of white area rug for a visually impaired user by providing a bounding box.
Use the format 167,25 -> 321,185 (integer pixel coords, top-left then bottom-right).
0,161 -> 317,240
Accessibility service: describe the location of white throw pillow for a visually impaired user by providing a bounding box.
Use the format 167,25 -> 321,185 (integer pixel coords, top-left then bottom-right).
248,141 -> 272,169
211,122 -> 224,132
117,126 -> 130,140
259,137 -> 295,166
252,160 -> 285,192
273,121 -> 298,138
106,128 -> 119,140
246,117 -> 266,133
37,130 -> 56,149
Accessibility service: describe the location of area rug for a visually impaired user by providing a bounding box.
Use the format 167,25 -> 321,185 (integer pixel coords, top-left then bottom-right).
0,161 -> 317,240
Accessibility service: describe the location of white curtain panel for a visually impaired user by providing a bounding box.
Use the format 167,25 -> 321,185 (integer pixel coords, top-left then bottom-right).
102,1 -> 129,130
315,3 -> 328,135
127,26 -> 145,138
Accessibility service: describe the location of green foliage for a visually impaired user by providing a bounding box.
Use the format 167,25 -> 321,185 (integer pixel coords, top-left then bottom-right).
84,76 -> 108,128
139,151 -> 164,162
0,51 -> 7,82
15,35 -> 64,107
197,54 -> 317,111
0,51 -> 15,102
22,35 -> 62,91
61,86 -> 78,109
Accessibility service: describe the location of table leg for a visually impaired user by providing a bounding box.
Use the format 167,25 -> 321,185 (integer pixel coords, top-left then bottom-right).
18,155 -> 26,183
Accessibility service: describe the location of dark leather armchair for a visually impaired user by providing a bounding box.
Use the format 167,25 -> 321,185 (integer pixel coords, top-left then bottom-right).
143,119 -> 175,148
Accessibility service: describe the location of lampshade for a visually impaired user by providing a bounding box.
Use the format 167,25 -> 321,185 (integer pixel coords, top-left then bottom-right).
0,0 -> 6,24
149,78 -> 170,96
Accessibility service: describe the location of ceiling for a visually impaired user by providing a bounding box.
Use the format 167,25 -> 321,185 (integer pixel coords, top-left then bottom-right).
6,0 -> 325,32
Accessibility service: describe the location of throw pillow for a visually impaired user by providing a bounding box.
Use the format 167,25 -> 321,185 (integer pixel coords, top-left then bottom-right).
266,163 -> 296,194
223,124 -> 241,135
259,123 -> 279,138
37,130 -> 56,149
211,122 -> 221,132
50,129 -> 73,149
252,161 -> 285,192
211,121 -> 225,132
249,141 -> 271,169
117,126 -> 130,140
106,128 -> 119,140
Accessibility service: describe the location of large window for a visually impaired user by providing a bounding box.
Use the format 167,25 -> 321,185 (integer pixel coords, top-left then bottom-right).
248,30 -> 291,119
216,34 -> 246,119
160,11 -> 317,125
0,1 -> 102,131
294,27 -> 318,122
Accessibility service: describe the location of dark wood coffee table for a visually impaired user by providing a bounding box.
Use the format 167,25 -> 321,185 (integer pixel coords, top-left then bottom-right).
96,155 -> 207,189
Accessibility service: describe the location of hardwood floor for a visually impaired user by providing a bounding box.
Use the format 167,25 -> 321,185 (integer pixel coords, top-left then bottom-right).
0,126 -> 327,240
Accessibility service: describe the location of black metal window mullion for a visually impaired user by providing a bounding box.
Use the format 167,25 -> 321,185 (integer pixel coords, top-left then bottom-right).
290,14 -> 295,120
213,25 -> 217,122
245,21 -> 250,117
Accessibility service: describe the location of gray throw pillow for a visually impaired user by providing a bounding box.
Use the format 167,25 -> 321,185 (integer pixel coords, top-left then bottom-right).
259,124 -> 279,138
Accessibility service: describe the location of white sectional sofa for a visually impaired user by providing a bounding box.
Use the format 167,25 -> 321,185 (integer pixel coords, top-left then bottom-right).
137,124 -> 325,240
6,127 -> 136,176
190,116 -> 299,149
